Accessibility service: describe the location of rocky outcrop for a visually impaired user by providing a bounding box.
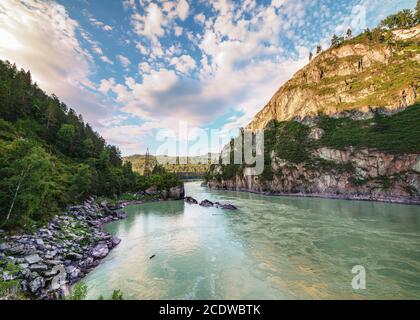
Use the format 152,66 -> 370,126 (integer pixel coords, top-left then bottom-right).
206,149 -> 420,204
247,25 -> 420,131
142,184 -> 185,200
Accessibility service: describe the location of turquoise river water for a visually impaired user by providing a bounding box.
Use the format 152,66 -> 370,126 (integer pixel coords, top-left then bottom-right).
83,182 -> 420,299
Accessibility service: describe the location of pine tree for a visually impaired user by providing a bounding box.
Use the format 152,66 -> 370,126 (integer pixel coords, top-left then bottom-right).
331,34 -> 340,47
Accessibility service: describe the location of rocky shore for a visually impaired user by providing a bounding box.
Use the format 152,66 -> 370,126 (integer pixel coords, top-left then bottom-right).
0,198 -> 127,299
0,183 -> 186,300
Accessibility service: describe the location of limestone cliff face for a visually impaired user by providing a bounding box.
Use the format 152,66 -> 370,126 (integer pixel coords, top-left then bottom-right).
247,25 -> 420,131
208,149 -> 420,204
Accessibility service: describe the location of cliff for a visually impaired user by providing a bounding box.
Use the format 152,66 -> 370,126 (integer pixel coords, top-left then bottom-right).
206,26 -> 420,204
248,25 -> 420,131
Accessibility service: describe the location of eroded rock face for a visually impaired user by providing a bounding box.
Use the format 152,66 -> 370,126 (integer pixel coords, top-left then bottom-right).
207,149 -> 420,204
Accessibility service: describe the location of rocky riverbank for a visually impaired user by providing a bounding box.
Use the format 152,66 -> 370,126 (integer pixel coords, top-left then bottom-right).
0,198 -> 127,299
0,182 -> 186,300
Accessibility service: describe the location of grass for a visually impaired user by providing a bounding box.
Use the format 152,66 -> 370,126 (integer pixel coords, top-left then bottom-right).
317,103 -> 420,154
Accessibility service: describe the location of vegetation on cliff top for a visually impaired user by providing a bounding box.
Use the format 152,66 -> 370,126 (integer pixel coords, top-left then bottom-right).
207,103 -> 420,182
0,60 -> 180,230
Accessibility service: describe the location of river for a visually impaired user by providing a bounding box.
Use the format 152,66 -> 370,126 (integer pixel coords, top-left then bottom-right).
83,182 -> 420,299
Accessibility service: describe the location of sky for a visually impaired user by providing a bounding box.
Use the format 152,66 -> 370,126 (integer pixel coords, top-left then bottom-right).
0,0 -> 415,156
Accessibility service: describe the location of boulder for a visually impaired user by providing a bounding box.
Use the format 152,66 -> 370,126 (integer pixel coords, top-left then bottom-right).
91,243 -> 109,259
50,265 -> 67,291
29,276 -> 45,293
185,196 -> 198,204
169,185 -> 185,199
0,242 -> 10,252
111,237 -> 121,247
145,185 -> 159,195
29,263 -> 48,272
199,199 -> 214,207
215,202 -> 238,210
308,127 -> 325,140
2,271 -> 17,281
78,257 -> 94,270
65,265 -> 81,282
25,254 -> 42,264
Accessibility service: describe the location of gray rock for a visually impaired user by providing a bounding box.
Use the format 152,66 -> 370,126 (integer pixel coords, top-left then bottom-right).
29,263 -> 48,272
308,127 -> 325,141
65,265 -> 81,282
2,271 -> 17,281
185,196 -> 198,204
199,199 -> 214,207
29,276 -> 45,293
66,252 -> 83,261
0,242 -> 11,252
111,237 -> 121,247
45,260 -> 63,266
169,185 -> 185,199
50,265 -> 67,291
91,243 -> 109,259
25,254 -> 42,264
215,202 -> 238,210
8,245 -> 25,255
78,257 -> 94,270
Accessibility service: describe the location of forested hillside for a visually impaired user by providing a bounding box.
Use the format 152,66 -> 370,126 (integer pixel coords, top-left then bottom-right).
0,60 -> 179,230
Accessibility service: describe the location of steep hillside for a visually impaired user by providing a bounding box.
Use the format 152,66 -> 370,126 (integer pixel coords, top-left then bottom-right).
248,25 -> 420,131
205,24 -> 420,204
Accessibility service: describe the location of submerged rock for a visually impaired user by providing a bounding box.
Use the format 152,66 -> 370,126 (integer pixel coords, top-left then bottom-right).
199,199 -> 214,207
214,202 -> 238,210
184,196 -> 198,204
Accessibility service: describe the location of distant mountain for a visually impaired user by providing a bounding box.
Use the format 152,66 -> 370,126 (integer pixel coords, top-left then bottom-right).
124,154 -> 219,177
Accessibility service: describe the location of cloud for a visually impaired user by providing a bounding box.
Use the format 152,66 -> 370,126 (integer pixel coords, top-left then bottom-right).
100,55 -> 114,65
194,13 -> 206,24
89,17 -> 113,31
170,55 -> 196,74
176,0 -> 190,21
117,54 -> 131,68
174,26 -> 183,36
0,0 -> 113,126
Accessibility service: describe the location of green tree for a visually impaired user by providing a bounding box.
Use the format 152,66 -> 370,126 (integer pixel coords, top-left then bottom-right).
380,9 -> 415,29
69,164 -> 95,200
416,0 -> 420,23
0,140 -> 57,227
57,124 -> 77,153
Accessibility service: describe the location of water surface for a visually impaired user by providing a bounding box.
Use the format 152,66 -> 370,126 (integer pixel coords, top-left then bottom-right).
84,182 -> 420,299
